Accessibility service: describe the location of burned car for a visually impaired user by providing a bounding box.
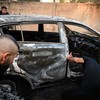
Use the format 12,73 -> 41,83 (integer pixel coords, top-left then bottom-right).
0,15 -> 100,97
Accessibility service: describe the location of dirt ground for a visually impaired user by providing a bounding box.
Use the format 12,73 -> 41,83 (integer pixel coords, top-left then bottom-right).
25,79 -> 77,100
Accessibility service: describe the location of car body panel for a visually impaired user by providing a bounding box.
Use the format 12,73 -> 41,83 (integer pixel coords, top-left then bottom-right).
17,42 -> 66,84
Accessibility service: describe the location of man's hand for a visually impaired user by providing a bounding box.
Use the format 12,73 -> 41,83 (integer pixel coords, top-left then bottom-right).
67,52 -> 74,62
67,52 -> 84,64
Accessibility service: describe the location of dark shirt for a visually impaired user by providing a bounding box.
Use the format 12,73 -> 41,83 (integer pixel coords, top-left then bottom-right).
0,10 -> 9,15
62,57 -> 100,100
82,57 -> 100,94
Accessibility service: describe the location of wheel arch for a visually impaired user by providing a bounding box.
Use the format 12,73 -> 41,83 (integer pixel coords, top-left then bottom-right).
0,74 -> 35,90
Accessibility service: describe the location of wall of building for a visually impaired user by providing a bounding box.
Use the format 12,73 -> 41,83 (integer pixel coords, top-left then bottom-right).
0,1 -> 100,32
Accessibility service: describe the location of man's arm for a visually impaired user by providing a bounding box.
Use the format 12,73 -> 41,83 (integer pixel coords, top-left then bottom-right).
67,52 -> 84,64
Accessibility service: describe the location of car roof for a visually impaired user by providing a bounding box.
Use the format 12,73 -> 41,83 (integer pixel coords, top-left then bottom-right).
0,14 -> 79,23
0,15 -> 87,23
0,14 -> 100,37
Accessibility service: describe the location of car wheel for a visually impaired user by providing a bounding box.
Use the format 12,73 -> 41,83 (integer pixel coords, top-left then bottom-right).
0,79 -> 24,100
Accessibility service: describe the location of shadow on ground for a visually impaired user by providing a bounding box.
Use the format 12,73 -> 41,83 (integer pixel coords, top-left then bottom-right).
25,79 -> 78,100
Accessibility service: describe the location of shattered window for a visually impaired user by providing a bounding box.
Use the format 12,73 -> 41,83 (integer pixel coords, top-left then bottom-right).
3,23 -> 60,42
65,24 -> 98,37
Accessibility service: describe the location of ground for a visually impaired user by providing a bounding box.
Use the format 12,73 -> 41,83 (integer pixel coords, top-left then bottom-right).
26,79 -> 78,100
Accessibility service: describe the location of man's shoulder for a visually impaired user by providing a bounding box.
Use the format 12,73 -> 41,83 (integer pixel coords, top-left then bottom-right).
6,12 -> 9,15
0,11 -> 2,15
0,11 -> 9,15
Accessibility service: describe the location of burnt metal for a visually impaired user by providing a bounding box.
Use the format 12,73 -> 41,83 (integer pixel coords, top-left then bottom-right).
67,32 -> 100,77
68,32 -> 100,62
0,81 -> 24,100
0,15 -> 100,94
17,43 -> 67,86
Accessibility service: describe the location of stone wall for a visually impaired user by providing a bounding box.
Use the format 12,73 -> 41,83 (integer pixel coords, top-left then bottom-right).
0,1 -> 100,32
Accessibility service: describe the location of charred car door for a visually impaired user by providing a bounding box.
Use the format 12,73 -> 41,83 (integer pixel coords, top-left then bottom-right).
64,22 -> 100,78
1,22 -> 69,88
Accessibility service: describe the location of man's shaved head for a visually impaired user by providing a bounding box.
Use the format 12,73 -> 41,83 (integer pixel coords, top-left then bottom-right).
0,34 -> 19,54
0,34 -> 19,75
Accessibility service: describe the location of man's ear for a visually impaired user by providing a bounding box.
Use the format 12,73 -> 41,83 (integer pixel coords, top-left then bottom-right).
1,53 -> 10,64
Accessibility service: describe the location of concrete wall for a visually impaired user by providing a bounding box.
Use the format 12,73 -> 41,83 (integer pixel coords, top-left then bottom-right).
0,1 -> 100,32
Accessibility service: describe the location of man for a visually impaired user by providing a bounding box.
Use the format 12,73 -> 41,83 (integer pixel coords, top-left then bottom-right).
0,34 -> 24,99
0,6 -> 9,15
0,34 -> 19,75
62,52 -> 100,100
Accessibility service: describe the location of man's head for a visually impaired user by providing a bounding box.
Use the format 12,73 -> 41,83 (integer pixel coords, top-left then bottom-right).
1,6 -> 8,15
0,34 -> 19,75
